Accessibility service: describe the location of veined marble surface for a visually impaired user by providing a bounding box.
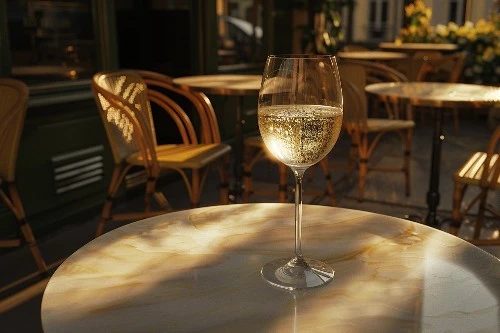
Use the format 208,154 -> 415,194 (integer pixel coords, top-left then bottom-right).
41,204 -> 500,333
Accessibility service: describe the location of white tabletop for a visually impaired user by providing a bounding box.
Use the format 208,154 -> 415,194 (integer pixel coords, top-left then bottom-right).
365,82 -> 500,108
41,204 -> 500,333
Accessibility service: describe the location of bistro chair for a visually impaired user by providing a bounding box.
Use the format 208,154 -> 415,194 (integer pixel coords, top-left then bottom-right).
451,126 -> 500,245
92,71 -> 231,236
0,78 -> 47,274
415,51 -> 467,131
338,63 -> 415,202
351,60 -> 410,120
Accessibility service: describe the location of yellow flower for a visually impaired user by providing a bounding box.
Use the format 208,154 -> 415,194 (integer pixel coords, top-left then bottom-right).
405,4 -> 415,17
466,30 -> 477,41
409,25 -> 417,34
426,8 -> 432,20
419,16 -> 429,26
395,38 -> 402,45
436,24 -> 449,37
448,22 -> 458,32
456,26 -> 468,37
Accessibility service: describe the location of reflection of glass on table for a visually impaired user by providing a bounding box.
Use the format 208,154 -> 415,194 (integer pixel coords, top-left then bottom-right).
365,82 -> 500,226
173,75 -> 261,202
41,203 -> 500,332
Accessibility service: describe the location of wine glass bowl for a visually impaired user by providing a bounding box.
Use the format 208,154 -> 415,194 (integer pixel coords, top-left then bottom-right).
258,54 -> 343,290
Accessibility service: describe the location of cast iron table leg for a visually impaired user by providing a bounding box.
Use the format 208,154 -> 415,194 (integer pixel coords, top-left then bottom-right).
425,108 -> 444,227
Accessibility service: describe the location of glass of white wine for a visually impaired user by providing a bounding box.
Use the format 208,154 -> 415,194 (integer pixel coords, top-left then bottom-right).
259,54 -> 343,290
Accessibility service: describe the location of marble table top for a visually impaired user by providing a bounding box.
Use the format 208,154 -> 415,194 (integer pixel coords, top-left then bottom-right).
365,82 -> 500,109
173,74 -> 262,96
41,204 -> 500,333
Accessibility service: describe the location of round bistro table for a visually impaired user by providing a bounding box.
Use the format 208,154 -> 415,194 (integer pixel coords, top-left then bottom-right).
42,203 -> 500,333
365,82 -> 500,226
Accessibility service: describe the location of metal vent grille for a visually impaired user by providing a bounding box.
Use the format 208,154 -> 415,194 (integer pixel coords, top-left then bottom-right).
52,145 -> 105,194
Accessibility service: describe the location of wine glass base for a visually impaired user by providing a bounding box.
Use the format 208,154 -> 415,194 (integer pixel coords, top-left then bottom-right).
261,257 -> 334,290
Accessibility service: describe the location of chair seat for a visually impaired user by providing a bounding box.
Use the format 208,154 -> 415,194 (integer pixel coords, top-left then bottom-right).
128,143 -> 231,169
454,152 -> 500,188
366,118 -> 415,132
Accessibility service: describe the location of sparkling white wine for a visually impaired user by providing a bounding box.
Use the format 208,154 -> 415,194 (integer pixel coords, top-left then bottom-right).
258,104 -> 343,168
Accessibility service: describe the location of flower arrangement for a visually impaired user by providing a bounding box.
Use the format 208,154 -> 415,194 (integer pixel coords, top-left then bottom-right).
395,1 -> 500,85
395,0 -> 434,44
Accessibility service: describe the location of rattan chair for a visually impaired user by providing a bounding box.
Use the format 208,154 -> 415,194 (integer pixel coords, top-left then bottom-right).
415,51 -> 467,131
338,62 -> 415,202
353,60 -> 409,120
0,78 -> 47,273
451,126 -> 500,245
92,71 -> 231,236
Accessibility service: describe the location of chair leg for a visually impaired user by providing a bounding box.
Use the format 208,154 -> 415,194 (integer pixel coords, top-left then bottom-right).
319,158 -> 336,206
473,190 -> 489,240
451,182 -> 467,236
191,169 -> 201,208
219,153 -> 230,204
358,158 -> 368,202
97,164 -> 124,237
243,146 -> 255,203
403,130 -> 412,197
278,163 -> 288,203
1,183 -> 47,274
144,176 -> 158,212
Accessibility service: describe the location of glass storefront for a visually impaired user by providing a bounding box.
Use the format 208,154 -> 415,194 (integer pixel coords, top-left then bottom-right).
6,0 -> 96,83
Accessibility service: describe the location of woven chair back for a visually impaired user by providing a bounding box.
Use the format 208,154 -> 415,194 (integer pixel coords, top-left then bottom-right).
416,52 -> 467,83
0,79 -> 29,182
92,71 -> 158,171
338,62 -> 367,133
136,70 -> 221,145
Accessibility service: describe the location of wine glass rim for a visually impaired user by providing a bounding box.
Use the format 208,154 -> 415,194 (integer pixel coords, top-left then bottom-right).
268,54 -> 336,60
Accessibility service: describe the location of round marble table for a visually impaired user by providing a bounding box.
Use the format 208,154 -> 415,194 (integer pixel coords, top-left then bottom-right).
41,204 -> 499,333
337,51 -> 407,61
365,82 -> 500,227
173,75 -> 262,202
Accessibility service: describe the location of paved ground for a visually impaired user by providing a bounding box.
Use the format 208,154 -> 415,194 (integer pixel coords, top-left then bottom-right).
0,115 -> 498,332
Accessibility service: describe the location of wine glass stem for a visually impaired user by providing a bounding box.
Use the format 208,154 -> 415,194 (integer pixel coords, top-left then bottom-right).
293,168 -> 306,263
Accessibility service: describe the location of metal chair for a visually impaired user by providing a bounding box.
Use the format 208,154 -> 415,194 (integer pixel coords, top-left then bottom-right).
92,71 -> 231,236
0,78 -> 47,274
451,126 -> 500,245
338,63 -> 415,202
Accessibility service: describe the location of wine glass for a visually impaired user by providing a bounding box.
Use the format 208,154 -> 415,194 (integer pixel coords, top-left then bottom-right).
258,54 -> 343,290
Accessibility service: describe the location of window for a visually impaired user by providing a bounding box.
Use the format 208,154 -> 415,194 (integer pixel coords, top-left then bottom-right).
6,0 -> 96,83
216,0 -> 264,68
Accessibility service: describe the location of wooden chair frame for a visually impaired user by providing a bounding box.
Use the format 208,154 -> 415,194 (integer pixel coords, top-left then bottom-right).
339,63 -> 415,202
451,126 -> 500,245
0,78 -> 47,274
92,71 -> 230,236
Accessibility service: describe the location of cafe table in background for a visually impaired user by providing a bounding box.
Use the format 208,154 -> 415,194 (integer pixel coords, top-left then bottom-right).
365,82 -> 500,227
42,203 -> 500,333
